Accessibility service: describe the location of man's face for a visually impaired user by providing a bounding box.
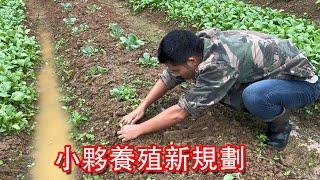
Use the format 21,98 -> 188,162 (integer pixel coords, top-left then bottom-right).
166,57 -> 200,79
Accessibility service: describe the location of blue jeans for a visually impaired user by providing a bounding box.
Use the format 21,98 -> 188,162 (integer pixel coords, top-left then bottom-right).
242,79 -> 320,121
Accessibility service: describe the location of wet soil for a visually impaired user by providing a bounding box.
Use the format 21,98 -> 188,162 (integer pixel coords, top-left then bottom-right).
28,6 -> 75,180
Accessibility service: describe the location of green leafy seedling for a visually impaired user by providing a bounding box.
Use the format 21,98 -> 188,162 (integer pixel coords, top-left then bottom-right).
109,85 -> 137,102
63,17 -> 76,26
120,33 -> 145,51
139,53 -> 159,68
60,2 -> 72,10
283,170 -> 291,177
83,174 -> 103,180
80,46 -> 99,57
273,152 -> 281,162
109,85 -> 140,108
223,173 -> 239,180
72,23 -> 89,34
257,133 -> 268,142
146,176 -> 157,180
86,66 -> 110,78
68,110 -> 88,126
108,22 -> 124,38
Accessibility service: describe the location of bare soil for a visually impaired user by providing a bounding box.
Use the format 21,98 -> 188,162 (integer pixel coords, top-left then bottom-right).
245,0 -> 320,24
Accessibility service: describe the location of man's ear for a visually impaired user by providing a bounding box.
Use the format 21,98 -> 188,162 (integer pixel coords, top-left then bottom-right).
187,56 -> 200,67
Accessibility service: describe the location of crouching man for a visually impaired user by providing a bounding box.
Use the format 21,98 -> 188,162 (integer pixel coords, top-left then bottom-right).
117,28 -> 320,150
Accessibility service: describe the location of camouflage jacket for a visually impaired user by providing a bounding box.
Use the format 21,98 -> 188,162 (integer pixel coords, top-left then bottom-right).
159,28 -> 317,118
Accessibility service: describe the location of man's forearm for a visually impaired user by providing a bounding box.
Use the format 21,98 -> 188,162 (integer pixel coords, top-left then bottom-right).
139,104 -> 190,135
139,79 -> 169,110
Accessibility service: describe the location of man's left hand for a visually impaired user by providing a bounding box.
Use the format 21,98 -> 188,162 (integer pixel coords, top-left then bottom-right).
117,124 -> 143,142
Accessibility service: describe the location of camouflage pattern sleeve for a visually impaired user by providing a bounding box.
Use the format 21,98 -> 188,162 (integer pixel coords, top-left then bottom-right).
196,28 -> 221,38
159,68 -> 186,90
178,62 -> 238,118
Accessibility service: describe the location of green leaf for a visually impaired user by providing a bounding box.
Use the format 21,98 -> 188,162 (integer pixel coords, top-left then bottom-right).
11,91 -> 25,101
12,124 -> 21,130
223,174 -> 236,180
0,82 -> 11,93
143,52 -> 151,59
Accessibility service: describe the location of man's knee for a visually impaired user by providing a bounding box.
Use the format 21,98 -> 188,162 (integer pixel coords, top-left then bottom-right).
241,81 -> 284,120
242,85 -> 266,109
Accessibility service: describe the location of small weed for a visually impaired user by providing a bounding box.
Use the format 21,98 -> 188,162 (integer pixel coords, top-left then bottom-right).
181,82 -> 192,89
132,78 -> 153,87
273,152 -> 281,162
307,149 -> 318,168
26,162 -> 35,168
305,102 -> 320,116
68,110 -> 88,127
305,108 -> 313,115
61,95 -> 76,109
16,174 -> 26,180
283,170 -> 291,177
120,33 -> 144,51
55,57 -> 73,81
145,105 -> 159,117
76,98 -> 92,116
86,66 -> 110,78
83,174 -> 103,180
86,4 -> 101,13
108,22 -> 124,38
100,139 -> 109,146
55,38 -> 65,50
138,52 -> 158,68
256,133 -> 268,157
70,127 -> 95,144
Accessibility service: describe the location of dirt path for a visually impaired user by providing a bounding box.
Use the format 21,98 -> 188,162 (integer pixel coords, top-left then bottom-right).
25,0 -> 74,179
22,0 -> 320,179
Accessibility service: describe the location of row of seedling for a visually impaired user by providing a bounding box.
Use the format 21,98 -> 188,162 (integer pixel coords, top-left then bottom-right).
60,2 -> 105,58
108,22 -> 159,68
108,22 -> 159,107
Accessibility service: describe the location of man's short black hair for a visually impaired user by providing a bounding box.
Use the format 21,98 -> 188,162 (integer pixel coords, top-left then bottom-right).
157,29 -> 203,65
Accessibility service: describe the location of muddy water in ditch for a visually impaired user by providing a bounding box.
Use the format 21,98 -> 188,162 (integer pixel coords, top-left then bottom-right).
31,29 -> 74,179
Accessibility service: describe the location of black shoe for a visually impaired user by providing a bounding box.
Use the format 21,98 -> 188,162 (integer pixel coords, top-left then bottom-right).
265,108 -> 292,150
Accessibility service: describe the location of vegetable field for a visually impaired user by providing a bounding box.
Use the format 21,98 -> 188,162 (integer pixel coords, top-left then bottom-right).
0,0 -> 39,134
1,0 -> 319,179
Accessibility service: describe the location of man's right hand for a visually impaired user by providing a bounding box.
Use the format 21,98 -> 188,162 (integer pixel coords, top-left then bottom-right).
119,79 -> 169,127
120,106 -> 145,126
